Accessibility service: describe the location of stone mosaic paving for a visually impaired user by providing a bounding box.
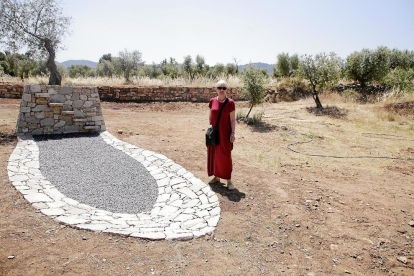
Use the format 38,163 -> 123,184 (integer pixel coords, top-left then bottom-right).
7,131 -> 220,240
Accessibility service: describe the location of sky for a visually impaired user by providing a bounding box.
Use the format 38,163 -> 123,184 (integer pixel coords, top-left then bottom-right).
52,0 -> 414,65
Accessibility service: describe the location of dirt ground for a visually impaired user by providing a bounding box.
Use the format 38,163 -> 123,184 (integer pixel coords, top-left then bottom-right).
0,96 -> 413,275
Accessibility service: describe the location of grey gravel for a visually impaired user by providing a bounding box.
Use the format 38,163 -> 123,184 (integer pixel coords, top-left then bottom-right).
34,133 -> 158,213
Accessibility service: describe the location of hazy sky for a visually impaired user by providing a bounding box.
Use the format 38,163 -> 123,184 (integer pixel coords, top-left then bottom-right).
54,0 -> 414,65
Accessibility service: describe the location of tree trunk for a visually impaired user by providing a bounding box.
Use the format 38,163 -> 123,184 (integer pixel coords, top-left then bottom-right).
44,39 -> 61,85
245,104 -> 254,118
361,83 -> 367,102
313,92 -> 323,109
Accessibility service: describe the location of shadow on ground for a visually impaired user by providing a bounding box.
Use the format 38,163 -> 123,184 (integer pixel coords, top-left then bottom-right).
209,182 -> 246,202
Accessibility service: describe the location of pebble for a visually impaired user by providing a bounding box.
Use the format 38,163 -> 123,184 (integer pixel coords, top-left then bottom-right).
118,130 -> 123,134
8,256 -> 15,259
408,221 -> 414,227
397,256 -> 407,264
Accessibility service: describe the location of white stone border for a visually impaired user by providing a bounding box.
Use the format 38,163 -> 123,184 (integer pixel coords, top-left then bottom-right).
7,131 -> 220,240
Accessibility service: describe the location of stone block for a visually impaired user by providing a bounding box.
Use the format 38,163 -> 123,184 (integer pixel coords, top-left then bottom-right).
26,117 -> 40,123
31,128 -> 44,135
61,111 -> 74,115
36,98 -> 48,105
92,116 -> 103,121
64,125 -> 79,133
34,93 -> 50,98
34,112 -> 45,119
71,92 -> 80,101
20,107 -> 31,113
32,105 -> 51,112
84,126 -> 99,130
74,109 -> 87,118
22,93 -> 32,102
48,103 -> 64,107
30,84 -> 41,93
73,100 -> 84,108
59,86 -> 73,95
83,101 -> 93,108
48,88 -> 57,95
40,118 -> 55,126
80,94 -> 87,101
50,94 -> 66,103
54,120 -> 66,128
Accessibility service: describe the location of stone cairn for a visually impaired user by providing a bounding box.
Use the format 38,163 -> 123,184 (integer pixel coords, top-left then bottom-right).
16,85 -> 105,135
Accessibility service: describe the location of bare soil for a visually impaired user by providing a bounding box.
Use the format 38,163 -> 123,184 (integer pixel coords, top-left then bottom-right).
0,97 -> 413,275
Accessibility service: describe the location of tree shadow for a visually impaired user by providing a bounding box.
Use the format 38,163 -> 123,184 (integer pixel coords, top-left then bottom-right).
209,182 -> 246,202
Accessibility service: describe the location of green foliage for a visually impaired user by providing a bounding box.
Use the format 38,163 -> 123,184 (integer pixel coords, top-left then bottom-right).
384,68 -> 414,95
275,53 -> 290,77
345,46 -> 391,99
183,55 -> 207,80
95,59 -> 115,77
246,111 -> 264,125
341,89 -> 360,101
225,63 -> 238,76
160,58 -> 179,79
99,53 -> 112,63
67,65 -> 93,78
390,49 -> 414,70
240,65 -> 269,118
274,53 -> 299,77
114,49 -> 143,82
298,52 -> 342,109
141,63 -> 162,78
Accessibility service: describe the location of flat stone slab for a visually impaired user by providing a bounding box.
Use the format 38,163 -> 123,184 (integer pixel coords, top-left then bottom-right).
8,131 -> 220,240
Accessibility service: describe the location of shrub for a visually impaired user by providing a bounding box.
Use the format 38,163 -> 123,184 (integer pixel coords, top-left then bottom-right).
240,64 -> 269,118
341,89 -> 360,101
384,68 -> 414,95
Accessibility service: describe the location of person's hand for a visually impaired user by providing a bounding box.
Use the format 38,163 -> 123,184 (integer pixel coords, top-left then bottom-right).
230,133 -> 235,143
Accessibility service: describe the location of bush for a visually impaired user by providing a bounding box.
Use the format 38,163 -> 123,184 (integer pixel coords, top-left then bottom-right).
384,68 -> 414,95
240,64 -> 269,118
341,89 -> 360,101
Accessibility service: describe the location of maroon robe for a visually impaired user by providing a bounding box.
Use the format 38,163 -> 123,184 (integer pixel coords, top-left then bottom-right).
207,97 -> 235,180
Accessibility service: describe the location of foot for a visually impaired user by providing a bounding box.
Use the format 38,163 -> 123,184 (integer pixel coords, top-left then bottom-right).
209,177 -> 220,184
227,182 -> 235,190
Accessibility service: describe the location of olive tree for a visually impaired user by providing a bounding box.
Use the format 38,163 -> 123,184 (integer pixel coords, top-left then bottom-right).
0,0 -> 71,85
240,64 -> 269,118
345,46 -> 390,100
298,52 -> 342,109
113,49 -> 143,82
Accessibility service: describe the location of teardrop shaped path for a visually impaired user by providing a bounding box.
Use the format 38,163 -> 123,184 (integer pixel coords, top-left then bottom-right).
7,131 -> 220,240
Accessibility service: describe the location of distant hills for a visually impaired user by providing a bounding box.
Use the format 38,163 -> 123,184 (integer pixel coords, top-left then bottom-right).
57,60 -> 98,69
57,60 -> 275,74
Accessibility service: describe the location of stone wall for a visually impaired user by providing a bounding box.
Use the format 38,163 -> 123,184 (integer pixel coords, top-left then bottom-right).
98,86 -> 240,102
0,83 -> 241,102
0,82 -> 24,99
16,85 -> 105,135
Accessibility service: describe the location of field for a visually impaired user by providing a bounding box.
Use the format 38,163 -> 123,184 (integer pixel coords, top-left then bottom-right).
0,95 -> 413,275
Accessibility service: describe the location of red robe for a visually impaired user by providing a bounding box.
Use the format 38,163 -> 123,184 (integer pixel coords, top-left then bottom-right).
207,97 -> 235,180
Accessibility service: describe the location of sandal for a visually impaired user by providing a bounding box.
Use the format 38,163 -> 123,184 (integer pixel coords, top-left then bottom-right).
209,177 -> 220,184
227,182 -> 235,190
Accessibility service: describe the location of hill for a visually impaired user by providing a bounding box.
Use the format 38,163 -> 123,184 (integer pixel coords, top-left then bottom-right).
238,62 -> 275,74
58,60 -> 98,69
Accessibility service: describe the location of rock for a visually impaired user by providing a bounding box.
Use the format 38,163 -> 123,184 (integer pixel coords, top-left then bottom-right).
118,130 -> 123,134
344,270 -> 351,274
330,244 -> 339,251
397,256 -> 407,264
409,220 -> 414,227
8,256 -> 15,259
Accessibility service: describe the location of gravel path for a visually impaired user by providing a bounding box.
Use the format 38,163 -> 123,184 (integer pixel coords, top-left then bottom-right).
34,133 -> 158,214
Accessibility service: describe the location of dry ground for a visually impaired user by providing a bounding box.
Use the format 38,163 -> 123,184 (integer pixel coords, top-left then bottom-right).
0,96 -> 413,276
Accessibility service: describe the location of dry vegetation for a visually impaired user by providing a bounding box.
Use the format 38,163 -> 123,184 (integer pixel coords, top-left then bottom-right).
0,93 -> 413,275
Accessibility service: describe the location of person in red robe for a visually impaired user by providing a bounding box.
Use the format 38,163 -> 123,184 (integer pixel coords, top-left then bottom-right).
207,80 -> 236,190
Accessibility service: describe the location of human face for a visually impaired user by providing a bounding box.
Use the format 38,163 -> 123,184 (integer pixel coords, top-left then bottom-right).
216,86 -> 227,98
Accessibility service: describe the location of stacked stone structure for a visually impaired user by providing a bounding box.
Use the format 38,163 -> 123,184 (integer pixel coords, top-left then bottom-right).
0,83 -> 240,102
16,85 -> 105,135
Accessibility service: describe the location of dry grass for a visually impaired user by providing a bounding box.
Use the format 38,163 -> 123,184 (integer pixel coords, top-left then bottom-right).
1,74 -> 245,87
